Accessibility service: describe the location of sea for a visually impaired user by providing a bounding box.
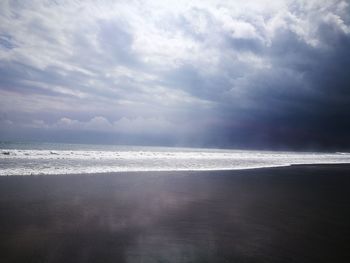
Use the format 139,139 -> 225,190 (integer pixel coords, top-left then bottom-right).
1,141 -> 350,176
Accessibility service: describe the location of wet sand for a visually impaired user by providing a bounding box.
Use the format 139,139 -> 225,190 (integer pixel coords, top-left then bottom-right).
1,164 -> 350,262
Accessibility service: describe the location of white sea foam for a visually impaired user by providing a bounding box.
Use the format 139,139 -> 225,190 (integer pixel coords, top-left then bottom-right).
1,145 -> 350,175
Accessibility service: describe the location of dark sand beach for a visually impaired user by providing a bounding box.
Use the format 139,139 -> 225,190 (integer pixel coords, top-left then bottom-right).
1,164 -> 350,263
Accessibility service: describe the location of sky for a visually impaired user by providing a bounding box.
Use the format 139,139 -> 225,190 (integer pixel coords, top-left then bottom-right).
0,0 -> 350,150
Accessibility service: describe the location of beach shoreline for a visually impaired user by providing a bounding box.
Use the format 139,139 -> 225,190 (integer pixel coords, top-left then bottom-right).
1,164 -> 350,262
2,162 -> 350,177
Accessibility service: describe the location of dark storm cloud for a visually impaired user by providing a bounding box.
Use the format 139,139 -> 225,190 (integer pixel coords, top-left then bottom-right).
0,0 -> 350,150
244,14 -> 350,149
160,1 -> 350,150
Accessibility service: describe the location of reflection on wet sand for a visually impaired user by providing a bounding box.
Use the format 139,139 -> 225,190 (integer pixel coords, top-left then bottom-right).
1,165 -> 350,262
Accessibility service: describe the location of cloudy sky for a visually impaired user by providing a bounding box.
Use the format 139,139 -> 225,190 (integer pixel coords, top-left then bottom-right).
0,0 -> 349,150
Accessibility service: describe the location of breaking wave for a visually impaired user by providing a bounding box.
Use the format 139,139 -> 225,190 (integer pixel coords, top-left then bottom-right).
1,144 -> 350,175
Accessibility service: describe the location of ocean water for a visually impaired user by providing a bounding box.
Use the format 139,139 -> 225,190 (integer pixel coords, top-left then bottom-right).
0,141 -> 350,176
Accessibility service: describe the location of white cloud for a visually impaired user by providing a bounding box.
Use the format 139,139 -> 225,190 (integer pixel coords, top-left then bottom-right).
30,116 -> 180,136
